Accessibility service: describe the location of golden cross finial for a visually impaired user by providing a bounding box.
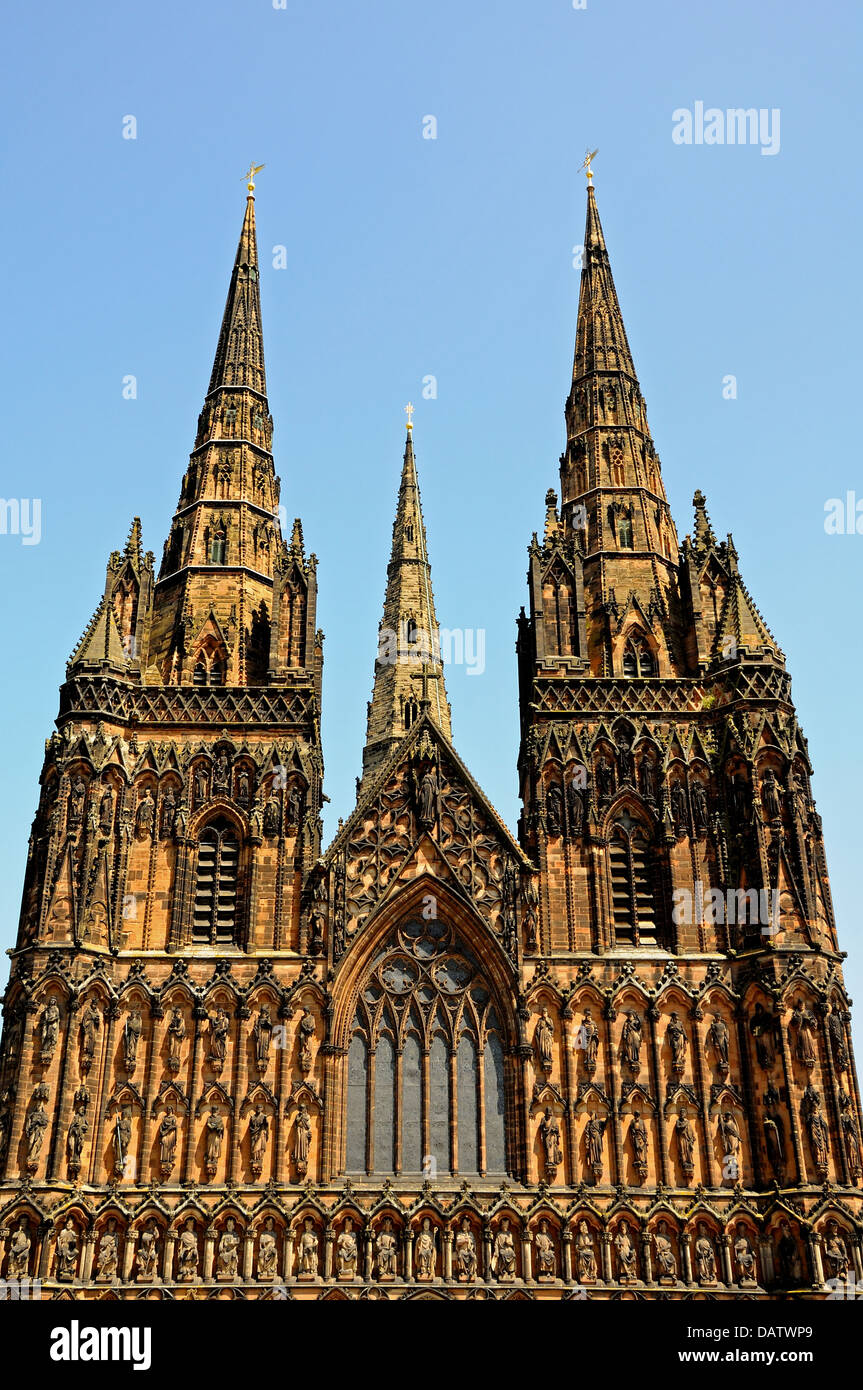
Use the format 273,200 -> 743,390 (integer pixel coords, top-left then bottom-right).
243,162 -> 265,194
579,148 -> 599,184
404,401 -> 414,431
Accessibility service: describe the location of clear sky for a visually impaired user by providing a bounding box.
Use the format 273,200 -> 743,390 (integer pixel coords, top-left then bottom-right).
1,1 -> 861,1044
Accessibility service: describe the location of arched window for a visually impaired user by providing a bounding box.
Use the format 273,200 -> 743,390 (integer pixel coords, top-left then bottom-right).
192,819 -> 240,945
609,812 -> 657,947
193,661 -> 208,686
345,919 -> 510,1177
618,512 -> 634,549
404,697 -> 420,730
210,529 -> 227,565
622,637 -> 657,678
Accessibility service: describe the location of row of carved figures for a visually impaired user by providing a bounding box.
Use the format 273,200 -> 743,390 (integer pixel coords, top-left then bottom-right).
2,1206 -> 857,1291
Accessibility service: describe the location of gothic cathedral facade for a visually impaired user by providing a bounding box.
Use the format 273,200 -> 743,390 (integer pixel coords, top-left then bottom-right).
0,179 -> 860,1301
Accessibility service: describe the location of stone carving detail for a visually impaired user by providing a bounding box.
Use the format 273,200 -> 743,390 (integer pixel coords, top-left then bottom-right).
576,1221 -> 597,1283
204,1106 -> 224,1177
39,998 -> 61,1066
55,1218 -> 79,1281
675,1107 -> 696,1177
177,1219 -> 199,1281
123,1009 -> 143,1073
706,1014 -> 729,1076
297,1007 -> 315,1075
166,1007 -> 186,1072
454,1218 -> 477,1282
25,1085 -> 50,1170
217,1218 -> 240,1280
208,1008 -> 229,1074
292,1102 -> 311,1178
694,1224 -> 717,1286
629,1110 -> 648,1179
621,1011 -> 642,1071
248,1103 -> 270,1176
534,1006 -> 554,1074
534,1219 -> 556,1280
490,1218 -> 516,1282
375,1217 -> 398,1280
614,1221 -> 637,1282
158,1106 -> 179,1178
653,1221 -> 677,1283
788,998 -> 817,1069
136,1221 -> 160,1282
415,1217 -> 437,1280
539,1105 -> 562,1181
665,1012 -> 688,1073
257,1217 -> 278,1281
8,1218 -> 31,1278
336,1218 -> 358,1280
96,1220 -> 119,1281
253,1006 -> 273,1075
66,1107 -> 89,1178
297,1217 -> 319,1278
733,1224 -> 757,1287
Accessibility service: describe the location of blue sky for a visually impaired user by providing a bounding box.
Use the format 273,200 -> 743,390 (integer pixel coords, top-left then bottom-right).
1,0 -> 861,1042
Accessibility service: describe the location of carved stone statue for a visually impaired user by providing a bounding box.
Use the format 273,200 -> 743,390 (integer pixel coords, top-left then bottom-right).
166,1006 -> 186,1071
79,999 -> 101,1072
654,1221 -> 677,1282
749,1002 -> 776,1069
96,1220 -> 119,1281
263,793 -> 281,837
621,1011 -> 642,1070
567,777 -> 585,836
671,779 -> 688,832
629,1111 -> 648,1170
208,1008 -> 229,1070
298,1217 -> 319,1277
596,755 -> 614,803
336,1218 -> 358,1280
760,768 -> 782,821
579,1009 -> 599,1071
534,1219 -> 556,1280
828,1005 -> 849,1071
805,1095 -> 830,1170
416,768 -> 439,829
788,998 -> 817,1069
123,1009 -> 143,1073
675,1108 -> 696,1171
292,1102 -> 312,1178
707,1014 -> 729,1072
136,1222 -> 159,1281
375,1217 -> 398,1279
39,998 -> 61,1064
584,1110 -> 605,1177
66,1108 -> 89,1173
691,778 -> 709,833
135,787 -> 155,838
25,1094 -> 49,1165
286,783 -> 303,828
55,1218 -> 79,1281
823,1220 -> 850,1281
68,776 -> 86,827
534,1006 -> 554,1073
415,1217 -> 437,1280
666,1012 -> 688,1071
99,786 -> 115,833
776,1220 -> 803,1284
8,1218 -> 31,1278
177,1219 -> 199,1281
639,756 -> 657,804
545,782 -> 563,834
694,1223 -> 717,1285
217,1218 -> 240,1279
840,1095 -> 862,1175
205,1107 -> 224,1175
719,1110 -> 741,1160
112,1106 -> 132,1178
576,1221 -> 597,1283
159,786 -> 176,838
212,749 -> 231,793
733,1224 -> 757,1287
194,766 -> 209,808
763,1105 -> 786,1178
455,1218 -> 477,1282
614,1221 -> 637,1281
257,1217 -> 278,1281
248,1103 -> 270,1174
490,1218 -> 515,1282
298,1007 -> 316,1075
158,1106 -> 178,1176
253,1006 -> 273,1073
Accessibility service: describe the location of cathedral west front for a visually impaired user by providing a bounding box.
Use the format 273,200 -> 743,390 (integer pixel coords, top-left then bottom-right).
0,166 -> 860,1302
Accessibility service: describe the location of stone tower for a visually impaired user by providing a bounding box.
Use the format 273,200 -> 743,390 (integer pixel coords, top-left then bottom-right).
0,176 -> 859,1301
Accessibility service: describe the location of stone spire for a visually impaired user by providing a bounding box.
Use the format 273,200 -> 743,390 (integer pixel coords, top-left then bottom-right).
559,180 -> 686,674
145,186 -> 284,685
361,423 -> 452,783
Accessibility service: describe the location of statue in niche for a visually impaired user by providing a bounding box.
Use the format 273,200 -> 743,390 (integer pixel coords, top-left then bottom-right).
263,793 -> 281,837
166,1006 -> 186,1071
39,998 -> 61,1064
292,1102 -> 312,1178
788,999 -> 817,1069
534,1219 -> 556,1280
159,786 -> 176,838
823,1220 -> 850,1281
691,779 -> 709,834
25,1094 -> 49,1165
248,1104 -> 270,1174
8,1219 -> 31,1279
596,755 -> 614,803
694,1224 -> 717,1285
675,1108 -> 696,1170
99,786 -> 115,833
416,766 -> 439,830
55,1218 -> 79,1281
135,788 -> 155,838
208,1008 -> 229,1071
760,768 -> 782,822
236,769 -> 251,806
629,1111 -> 648,1170
840,1094 -> 862,1175
252,1006 -> 273,1074
96,1220 -> 119,1281
177,1219 -> 199,1281
159,1106 -> 178,1176
490,1219 -> 516,1282
749,1003 -> 776,1070
286,784 -> 303,828
707,1014 -> 730,1073
805,1095 -> 830,1170
336,1218 -> 358,1280
172,796 -> 188,839
653,1221 -> 677,1282
614,1222 -> 637,1281
136,1222 -> 159,1281
297,1007 -> 316,1075
212,749 -> 231,794
205,1107 -> 224,1175
584,1111 -> 606,1178
257,1217 -> 278,1281
68,776 -> 86,827
567,777 -> 585,836
733,1224 -> 757,1287
616,734 -> 635,785
534,1006 -> 554,1074
194,766 -> 209,807
375,1218 -> 398,1279
66,1109 -> 89,1174
298,1218 -> 319,1277
763,1104 -> 786,1178
111,1107 -> 132,1179
217,1219 -> 240,1279
828,1004 -> 849,1071
123,1009 -> 143,1073
540,1106 -> 563,1178
670,780 -> 688,832
579,1009 -> 599,1071
576,1221 -> 597,1283
639,756 -> 657,804
719,1111 -> 741,1163
455,1218 -> 477,1282
621,1011 -> 643,1070
776,1220 -> 803,1284
666,1012 -> 688,1072
545,782 -> 563,835
415,1218 -> 437,1280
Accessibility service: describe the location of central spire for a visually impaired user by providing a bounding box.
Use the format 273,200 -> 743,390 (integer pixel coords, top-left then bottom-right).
361,424 -> 452,783
207,189 -> 267,398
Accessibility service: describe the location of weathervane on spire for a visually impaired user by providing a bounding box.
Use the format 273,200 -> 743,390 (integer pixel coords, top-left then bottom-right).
243,162 -> 265,194
579,148 -> 599,184
405,401 -> 414,431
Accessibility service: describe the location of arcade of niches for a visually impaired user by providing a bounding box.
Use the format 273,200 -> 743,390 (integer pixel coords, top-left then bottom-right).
0,174 -> 860,1301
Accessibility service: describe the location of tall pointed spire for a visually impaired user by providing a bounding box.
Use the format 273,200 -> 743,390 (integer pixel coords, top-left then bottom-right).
207,191 -> 267,397
361,423 -> 452,782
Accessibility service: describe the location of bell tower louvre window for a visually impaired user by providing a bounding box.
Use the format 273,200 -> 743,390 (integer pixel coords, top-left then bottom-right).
192,819 -> 240,945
